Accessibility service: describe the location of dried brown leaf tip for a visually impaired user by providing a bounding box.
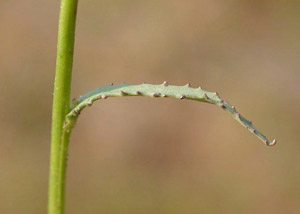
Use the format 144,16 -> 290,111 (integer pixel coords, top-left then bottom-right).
270,139 -> 277,146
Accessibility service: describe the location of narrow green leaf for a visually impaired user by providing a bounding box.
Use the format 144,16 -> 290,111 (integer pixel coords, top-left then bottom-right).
65,82 -> 276,146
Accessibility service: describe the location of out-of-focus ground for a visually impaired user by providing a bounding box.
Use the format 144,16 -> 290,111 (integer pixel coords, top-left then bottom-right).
1,0 -> 300,213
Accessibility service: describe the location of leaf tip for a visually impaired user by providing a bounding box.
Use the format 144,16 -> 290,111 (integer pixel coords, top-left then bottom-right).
268,139 -> 277,146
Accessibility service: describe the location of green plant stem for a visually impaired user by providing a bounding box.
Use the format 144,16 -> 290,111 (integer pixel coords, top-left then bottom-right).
48,0 -> 78,213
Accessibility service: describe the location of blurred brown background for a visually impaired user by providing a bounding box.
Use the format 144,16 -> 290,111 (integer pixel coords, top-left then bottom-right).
1,0 -> 300,213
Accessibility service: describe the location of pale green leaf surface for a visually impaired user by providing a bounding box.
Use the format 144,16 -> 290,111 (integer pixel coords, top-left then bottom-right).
65,83 -> 276,146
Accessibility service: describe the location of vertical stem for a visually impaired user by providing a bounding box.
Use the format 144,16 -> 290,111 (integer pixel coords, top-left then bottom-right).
48,0 -> 78,213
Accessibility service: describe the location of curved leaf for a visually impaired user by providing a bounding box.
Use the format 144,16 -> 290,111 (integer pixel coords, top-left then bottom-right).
64,82 -> 276,146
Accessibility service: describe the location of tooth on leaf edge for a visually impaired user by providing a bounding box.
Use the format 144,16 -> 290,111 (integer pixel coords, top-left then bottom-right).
120,90 -> 127,95
153,93 -> 160,97
203,93 -> 209,100
86,101 -> 92,107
